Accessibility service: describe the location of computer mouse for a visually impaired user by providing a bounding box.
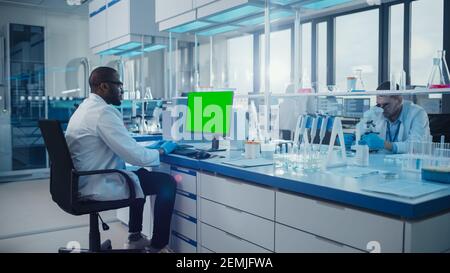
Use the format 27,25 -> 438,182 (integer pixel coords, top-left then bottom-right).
194,151 -> 211,160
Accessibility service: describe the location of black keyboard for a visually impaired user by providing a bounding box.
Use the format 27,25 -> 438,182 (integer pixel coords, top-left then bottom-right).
172,148 -> 198,156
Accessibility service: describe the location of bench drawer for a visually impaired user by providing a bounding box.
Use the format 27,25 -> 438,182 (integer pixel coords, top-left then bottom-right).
199,172 -> 274,219
276,223 -> 364,253
276,191 -> 403,252
200,223 -> 271,253
199,198 -> 274,251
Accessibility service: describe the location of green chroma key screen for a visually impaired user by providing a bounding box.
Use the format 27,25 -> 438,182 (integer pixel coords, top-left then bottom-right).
186,91 -> 234,135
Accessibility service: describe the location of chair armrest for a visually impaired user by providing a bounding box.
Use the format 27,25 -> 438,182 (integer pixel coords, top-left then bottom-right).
73,169 -> 136,201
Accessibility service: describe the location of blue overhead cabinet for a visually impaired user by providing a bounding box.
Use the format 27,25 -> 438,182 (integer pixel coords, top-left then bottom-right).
89,0 -> 165,55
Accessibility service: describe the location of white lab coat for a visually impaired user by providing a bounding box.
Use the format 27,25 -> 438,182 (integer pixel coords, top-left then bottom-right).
65,93 -> 160,201
372,100 -> 430,154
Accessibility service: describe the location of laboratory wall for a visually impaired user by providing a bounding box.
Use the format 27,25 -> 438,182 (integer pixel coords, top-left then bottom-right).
0,4 -> 166,99
0,4 -> 95,98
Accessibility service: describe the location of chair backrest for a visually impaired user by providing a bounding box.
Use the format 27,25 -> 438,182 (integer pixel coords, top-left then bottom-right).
38,120 -> 77,214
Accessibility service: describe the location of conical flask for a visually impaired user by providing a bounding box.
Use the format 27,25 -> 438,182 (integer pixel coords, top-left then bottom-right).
427,50 -> 450,89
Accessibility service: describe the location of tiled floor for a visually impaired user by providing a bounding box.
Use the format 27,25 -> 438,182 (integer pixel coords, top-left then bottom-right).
0,179 -> 129,253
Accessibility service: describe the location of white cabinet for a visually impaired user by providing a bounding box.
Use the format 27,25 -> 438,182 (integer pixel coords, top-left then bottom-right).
169,166 -> 198,253
156,0 -> 257,32
404,211 -> 450,253
155,0 -> 194,23
89,0 -> 107,48
194,0 -> 217,8
106,0 -> 130,43
196,0 -> 258,19
276,191 -> 404,253
89,0 -> 162,54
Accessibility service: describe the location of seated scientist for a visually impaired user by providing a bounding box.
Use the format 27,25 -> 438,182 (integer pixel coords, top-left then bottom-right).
65,67 -> 178,252
359,81 -> 430,154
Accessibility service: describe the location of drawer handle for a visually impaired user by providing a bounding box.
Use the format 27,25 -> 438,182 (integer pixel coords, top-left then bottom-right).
224,204 -> 243,214
225,231 -> 243,241
314,235 -> 345,248
315,200 -> 346,211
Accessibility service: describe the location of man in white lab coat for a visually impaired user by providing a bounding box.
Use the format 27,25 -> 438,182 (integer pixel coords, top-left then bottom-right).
66,67 -> 177,252
360,81 -> 430,153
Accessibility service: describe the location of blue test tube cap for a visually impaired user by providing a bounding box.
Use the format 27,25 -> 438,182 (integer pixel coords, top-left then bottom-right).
326,116 -> 335,131
305,116 -> 313,129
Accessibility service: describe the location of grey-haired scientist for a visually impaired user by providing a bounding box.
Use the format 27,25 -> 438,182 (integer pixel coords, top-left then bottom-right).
359,81 -> 431,154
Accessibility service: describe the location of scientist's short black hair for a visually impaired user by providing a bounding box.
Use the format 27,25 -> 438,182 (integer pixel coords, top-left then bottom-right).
89,66 -> 118,90
377,81 -> 399,90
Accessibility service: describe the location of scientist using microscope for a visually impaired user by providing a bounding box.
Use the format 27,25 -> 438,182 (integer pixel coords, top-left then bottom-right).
65,67 -> 177,252
358,81 -> 430,154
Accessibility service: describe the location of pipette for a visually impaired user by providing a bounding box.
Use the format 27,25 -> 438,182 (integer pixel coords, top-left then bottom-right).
309,114 -> 319,146
318,114 -> 329,147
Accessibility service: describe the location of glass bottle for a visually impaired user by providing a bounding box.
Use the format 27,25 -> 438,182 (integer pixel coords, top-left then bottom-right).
427,50 -> 450,89
354,69 -> 365,91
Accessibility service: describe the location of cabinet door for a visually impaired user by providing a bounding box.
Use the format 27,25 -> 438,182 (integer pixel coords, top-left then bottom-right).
106,0 -> 130,42
155,0 -> 194,22
89,0 -> 107,48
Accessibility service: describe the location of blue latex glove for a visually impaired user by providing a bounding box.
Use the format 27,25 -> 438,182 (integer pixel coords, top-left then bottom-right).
344,133 -> 355,148
161,141 -> 177,154
359,133 -> 385,150
146,140 -> 165,149
336,133 -> 355,149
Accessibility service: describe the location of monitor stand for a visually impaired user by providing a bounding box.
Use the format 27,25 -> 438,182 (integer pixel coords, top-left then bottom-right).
198,136 -> 226,153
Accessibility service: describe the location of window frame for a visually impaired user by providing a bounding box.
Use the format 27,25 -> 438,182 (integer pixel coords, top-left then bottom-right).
197,0 -> 448,95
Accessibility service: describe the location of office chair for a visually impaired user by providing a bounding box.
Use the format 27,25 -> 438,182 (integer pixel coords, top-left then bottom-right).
38,119 -> 141,253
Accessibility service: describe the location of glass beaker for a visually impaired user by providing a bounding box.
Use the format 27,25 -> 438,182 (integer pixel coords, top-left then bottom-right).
427,50 -> 450,89
354,69 -> 365,91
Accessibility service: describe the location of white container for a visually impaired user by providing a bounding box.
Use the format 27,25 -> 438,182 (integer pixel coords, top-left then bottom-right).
355,145 -> 369,166
245,142 -> 260,159
260,143 -> 276,160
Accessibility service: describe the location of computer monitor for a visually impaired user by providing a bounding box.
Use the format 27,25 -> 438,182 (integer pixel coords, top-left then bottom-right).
185,91 -> 234,139
344,98 -> 370,118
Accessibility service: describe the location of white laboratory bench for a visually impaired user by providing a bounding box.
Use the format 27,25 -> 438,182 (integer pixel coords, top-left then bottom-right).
121,138 -> 450,253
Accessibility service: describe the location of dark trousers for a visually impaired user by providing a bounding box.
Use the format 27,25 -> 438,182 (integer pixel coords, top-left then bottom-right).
129,168 -> 177,249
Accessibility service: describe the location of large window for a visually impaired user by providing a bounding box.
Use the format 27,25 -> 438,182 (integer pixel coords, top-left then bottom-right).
301,23 -> 312,89
260,29 -> 292,93
228,35 -> 253,95
390,4 -> 404,79
316,22 -> 327,92
336,9 -> 379,91
411,0 -> 444,86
